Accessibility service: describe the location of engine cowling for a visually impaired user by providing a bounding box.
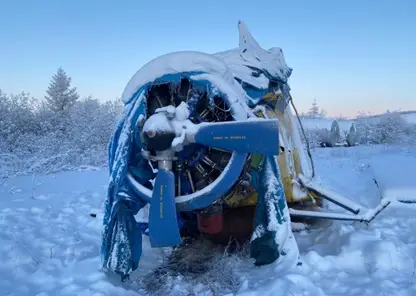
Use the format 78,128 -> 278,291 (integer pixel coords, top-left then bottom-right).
121,51 -> 280,247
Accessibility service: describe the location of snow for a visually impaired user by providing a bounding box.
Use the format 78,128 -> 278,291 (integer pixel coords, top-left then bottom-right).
299,174 -> 362,214
120,51 -> 236,104
264,160 -> 286,233
214,21 -> 292,86
145,102 -> 200,150
402,112 -> 416,124
173,101 -> 190,121
361,198 -> 391,221
236,21 -> 291,82
291,179 -> 309,201
142,112 -> 173,135
1,144 -> 416,295
370,153 -> 416,202
214,48 -> 270,90
189,72 -> 249,121
250,156 -> 298,267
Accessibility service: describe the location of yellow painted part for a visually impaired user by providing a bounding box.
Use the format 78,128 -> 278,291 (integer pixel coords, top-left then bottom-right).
272,102 -> 303,202
225,92 -> 319,207
224,186 -> 258,207
263,92 -> 282,102
277,151 -> 296,203
293,149 -> 301,176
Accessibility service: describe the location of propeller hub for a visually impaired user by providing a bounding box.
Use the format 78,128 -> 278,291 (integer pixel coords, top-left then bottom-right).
141,102 -> 194,152
142,112 -> 177,151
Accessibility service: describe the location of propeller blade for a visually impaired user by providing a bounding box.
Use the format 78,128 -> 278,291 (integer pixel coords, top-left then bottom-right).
148,168 -> 181,248
192,119 -> 279,155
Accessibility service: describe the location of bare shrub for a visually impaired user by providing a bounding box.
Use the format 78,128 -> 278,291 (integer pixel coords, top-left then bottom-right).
138,238 -> 250,296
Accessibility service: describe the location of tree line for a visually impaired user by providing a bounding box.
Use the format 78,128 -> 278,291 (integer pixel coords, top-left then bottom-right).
1,69 -> 414,175
0,68 -> 122,175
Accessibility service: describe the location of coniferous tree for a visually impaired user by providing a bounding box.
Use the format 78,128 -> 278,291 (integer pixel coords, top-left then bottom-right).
44,67 -> 79,113
308,99 -> 320,118
305,98 -> 326,118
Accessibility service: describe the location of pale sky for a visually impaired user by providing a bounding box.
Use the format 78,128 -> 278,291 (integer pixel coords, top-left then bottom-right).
0,0 -> 415,117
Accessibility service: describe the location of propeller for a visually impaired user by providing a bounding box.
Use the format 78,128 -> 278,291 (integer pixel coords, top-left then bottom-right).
142,106 -> 279,248
147,155 -> 181,247
190,119 -> 279,155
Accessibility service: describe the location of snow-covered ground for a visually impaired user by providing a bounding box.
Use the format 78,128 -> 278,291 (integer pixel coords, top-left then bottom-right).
1,145 -> 416,296
403,112 -> 416,124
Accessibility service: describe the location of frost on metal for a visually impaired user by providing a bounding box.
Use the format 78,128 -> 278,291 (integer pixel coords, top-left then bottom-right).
101,90 -> 148,279
214,20 -> 292,88
103,21 -> 302,278
215,20 -> 314,180
189,72 -> 249,120
122,51 -> 239,104
250,155 -> 299,267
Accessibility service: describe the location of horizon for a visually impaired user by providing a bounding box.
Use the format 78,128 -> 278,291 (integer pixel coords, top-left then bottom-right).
1,0 -> 415,117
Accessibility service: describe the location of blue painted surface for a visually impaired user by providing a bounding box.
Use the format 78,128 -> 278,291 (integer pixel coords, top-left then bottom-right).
101,88 -> 148,280
249,155 -> 289,265
148,169 -> 181,248
139,214 -> 184,237
138,222 -> 150,235
244,85 -> 268,107
194,119 -> 280,155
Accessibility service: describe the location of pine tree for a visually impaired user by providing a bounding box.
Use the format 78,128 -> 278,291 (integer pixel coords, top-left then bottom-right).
44,67 -> 79,113
310,99 -> 319,117
306,98 -> 325,118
